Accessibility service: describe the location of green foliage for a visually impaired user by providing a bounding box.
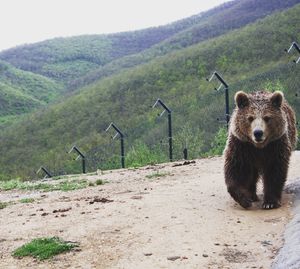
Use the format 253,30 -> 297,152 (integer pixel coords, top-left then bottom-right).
297,129 -> 300,150
95,179 -> 105,185
173,125 -> 205,160
0,202 -> 9,209
126,142 -> 168,168
12,237 -> 77,260
19,198 -> 35,203
145,171 -> 170,179
0,179 -> 90,192
262,80 -> 285,92
205,127 -> 228,156
0,179 -> 24,190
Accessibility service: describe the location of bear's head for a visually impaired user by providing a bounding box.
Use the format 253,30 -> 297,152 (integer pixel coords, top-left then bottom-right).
231,90 -> 288,148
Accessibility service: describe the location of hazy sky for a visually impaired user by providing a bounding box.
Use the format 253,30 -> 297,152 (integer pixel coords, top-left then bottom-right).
1,0 -> 230,52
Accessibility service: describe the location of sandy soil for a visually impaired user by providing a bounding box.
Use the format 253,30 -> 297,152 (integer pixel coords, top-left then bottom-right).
0,153 -> 299,269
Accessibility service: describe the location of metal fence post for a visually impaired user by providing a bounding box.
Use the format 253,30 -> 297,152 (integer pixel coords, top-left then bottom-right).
105,122 -> 125,168
207,71 -> 230,129
285,41 -> 300,64
152,99 -> 173,162
68,146 -> 86,173
36,166 -> 52,178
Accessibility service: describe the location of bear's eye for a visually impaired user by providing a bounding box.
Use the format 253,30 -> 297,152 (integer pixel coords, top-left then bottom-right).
247,116 -> 254,122
264,116 -> 271,123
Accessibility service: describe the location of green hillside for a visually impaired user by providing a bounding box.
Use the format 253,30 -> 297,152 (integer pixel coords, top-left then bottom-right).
0,3 -> 299,180
0,12 -> 208,85
68,0 -> 300,90
1,0 -> 299,91
0,60 -> 62,126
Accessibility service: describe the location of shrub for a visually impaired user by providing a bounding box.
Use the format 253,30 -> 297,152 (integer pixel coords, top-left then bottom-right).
205,127 -> 228,156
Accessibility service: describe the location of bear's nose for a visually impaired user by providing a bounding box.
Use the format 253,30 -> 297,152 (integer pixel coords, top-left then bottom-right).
253,129 -> 263,141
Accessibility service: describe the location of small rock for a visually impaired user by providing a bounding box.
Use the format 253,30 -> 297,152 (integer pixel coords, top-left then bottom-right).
144,253 -> 153,256
131,195 -> 143,200
202,254 -> 209,258
89,197 -> 113,204
167,256 -> 181,261
261,240 -> 272,246
53,207 -> 72,213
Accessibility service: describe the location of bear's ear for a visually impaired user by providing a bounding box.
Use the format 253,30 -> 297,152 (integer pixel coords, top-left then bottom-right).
235,91 -> 249,109
271,91 -> 283,108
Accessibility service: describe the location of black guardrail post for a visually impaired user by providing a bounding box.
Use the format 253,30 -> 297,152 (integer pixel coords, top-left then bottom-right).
152,99 -> 173,162
207,71 -> 230,129
285,41 -> 300,64
183,148 -> 188,160
36,166 -> 52,179
68,146 -> 86,173
105,122 -> 125,168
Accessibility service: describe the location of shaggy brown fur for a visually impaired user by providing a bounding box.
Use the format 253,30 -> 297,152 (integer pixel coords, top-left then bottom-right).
224,90 -> 297,209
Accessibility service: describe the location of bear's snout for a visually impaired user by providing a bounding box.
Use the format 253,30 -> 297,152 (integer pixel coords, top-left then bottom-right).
253,129 -> 264,141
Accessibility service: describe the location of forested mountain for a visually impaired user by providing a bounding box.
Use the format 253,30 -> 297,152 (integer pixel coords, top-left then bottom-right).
0,0 -> 299,126
0,3 -> 299,180
69,0 -> 300,90
0,60 -> 62,126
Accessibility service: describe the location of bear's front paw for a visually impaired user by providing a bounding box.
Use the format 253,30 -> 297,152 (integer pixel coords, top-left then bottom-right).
262,201 -> 281,210
236,196 -> 252,209
227,187 -> 252,209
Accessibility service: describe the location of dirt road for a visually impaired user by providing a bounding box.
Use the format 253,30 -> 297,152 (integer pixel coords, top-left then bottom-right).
0,153 -> 299,269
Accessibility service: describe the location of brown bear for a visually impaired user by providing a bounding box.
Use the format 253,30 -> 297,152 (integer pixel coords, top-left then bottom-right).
224,90 -> 297,209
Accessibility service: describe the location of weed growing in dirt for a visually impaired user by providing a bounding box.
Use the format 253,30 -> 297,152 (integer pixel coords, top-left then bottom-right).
20,198 -> 35,203
95,179 -> 105,185
54,180 -> 89,191
12,237 -> 77,260
146,171 -> 170,179
0,202 -> 9,209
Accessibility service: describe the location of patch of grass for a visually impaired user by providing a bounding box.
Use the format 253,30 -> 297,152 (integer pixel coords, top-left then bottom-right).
54,180 -> 89,192
146,171 -> 170,179
12,237 -> 77,260
20,198 -> 35,203
0,179 -> 90,192
53,174 -> 83,180
0,202 -> 9,209
95,179 -> 105,185
0,179 -> 24,191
